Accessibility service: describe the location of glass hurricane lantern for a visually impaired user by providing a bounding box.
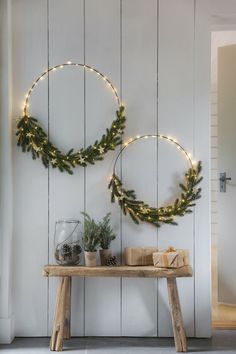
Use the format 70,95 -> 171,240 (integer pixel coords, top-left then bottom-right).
54,219 -> 82,265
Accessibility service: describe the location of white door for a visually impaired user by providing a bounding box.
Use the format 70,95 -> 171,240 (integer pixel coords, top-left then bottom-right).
218,44 -> 236,305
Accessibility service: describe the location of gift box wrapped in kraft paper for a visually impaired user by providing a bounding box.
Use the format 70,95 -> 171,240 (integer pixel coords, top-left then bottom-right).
124,247 -> 158,266
152,247 -> 189,268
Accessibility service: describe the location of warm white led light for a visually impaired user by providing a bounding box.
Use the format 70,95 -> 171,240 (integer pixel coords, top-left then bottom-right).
22,62 -> 121,116
113,133 -> 194,171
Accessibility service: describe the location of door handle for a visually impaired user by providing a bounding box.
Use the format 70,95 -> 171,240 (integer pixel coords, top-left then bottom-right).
219,172 -> 232,192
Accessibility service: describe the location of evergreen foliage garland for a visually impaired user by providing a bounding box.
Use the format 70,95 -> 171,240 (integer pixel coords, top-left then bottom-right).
16,106 -> 125,174
109,157 -> 203,227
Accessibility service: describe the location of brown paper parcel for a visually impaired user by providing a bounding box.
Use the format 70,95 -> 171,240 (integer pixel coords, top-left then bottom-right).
152,247 -> 189,268
124,247 -> 158,266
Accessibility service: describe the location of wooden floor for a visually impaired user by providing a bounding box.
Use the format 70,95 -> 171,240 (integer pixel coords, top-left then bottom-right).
212,246 -> 236,329
213,303 -> 236,329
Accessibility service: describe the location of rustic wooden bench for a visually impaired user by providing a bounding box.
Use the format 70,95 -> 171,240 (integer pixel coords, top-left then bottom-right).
43,265 -> 192,352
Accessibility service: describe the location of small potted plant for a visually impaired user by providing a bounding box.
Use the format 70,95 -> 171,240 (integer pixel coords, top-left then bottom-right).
99,213 -> 116,265
81,212 -> 101,267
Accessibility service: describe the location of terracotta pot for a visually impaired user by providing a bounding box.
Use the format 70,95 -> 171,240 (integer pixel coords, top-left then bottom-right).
99,248 -> 112,266
84,251 -> 97,267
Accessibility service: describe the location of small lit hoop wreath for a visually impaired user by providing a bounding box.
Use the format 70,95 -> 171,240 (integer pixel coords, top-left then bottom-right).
109,134 -> 203,227
16,62 -> 125,174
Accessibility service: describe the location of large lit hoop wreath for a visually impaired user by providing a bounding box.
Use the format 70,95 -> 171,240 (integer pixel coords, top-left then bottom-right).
109,134 -> 203,227
16,62 -> 126,174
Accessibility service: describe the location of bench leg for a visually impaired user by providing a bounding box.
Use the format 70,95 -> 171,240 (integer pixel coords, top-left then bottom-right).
50,277 -> 71,351
167,278 -> 187,352
64,277 -> 71,340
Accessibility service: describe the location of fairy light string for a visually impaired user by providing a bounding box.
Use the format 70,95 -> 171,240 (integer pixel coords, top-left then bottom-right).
109,134 -> 203,227
23,61 -> 121,116
16,62 -> 125,174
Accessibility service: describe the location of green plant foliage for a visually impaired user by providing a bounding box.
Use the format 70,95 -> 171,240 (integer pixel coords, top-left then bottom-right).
81,212 -> 101,252
108,161 -> 203,227
16,106 -> 126,174
98,213 -> 116,249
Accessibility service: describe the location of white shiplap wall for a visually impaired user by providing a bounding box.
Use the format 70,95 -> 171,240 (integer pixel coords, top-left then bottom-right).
158,0 -> 195,337
0,0 -> 14,344
10,0 -> 211,338
211,32 -> 218,244
211,88 -> 218,246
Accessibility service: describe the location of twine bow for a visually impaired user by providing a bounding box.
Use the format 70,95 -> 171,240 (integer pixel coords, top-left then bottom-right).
163,246 -> 177,267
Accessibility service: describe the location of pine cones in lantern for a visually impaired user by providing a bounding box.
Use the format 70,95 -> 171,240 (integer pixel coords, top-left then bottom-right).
105,255 -> 118,266
55,242 -> 82,265
72,244 -> 82,255
61,243 -> 72,257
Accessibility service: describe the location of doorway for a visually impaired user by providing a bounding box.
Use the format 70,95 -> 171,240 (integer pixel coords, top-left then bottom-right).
211,31 -> 236,329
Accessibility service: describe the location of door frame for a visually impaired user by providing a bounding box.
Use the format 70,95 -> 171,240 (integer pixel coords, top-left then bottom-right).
210,23 -> 236,329
194,0 -> 236,337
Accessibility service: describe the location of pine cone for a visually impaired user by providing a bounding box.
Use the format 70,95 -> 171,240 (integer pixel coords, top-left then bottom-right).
105,256 -> 117,266
72,244 -> 82,255
61,243 -> 72,256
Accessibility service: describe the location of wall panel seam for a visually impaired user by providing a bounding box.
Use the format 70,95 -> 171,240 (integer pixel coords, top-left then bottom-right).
83,0 -> 86,337
193,0 -> 196,337
47,0 -> 50,337
156,0 -> 159,338
120,0 -> 123,337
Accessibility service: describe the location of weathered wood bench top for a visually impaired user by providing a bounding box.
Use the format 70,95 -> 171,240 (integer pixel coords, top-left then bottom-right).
43,265 -> 192,278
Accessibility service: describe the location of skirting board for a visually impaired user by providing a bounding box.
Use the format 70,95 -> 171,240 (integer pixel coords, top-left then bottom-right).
0,315 -> 14,344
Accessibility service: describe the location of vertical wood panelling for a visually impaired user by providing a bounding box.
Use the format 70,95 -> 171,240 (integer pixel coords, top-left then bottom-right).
158,0 -> 195,337
84,0 -> 121,335
48,0 -> 85,336
12,0 -> 48,336
0,0 -> 14,342
194,0 -> 211,337
211,90 -> 218,249
211,90 -> 218,246
10,0 -> 213,338
121,0 -> 158,336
